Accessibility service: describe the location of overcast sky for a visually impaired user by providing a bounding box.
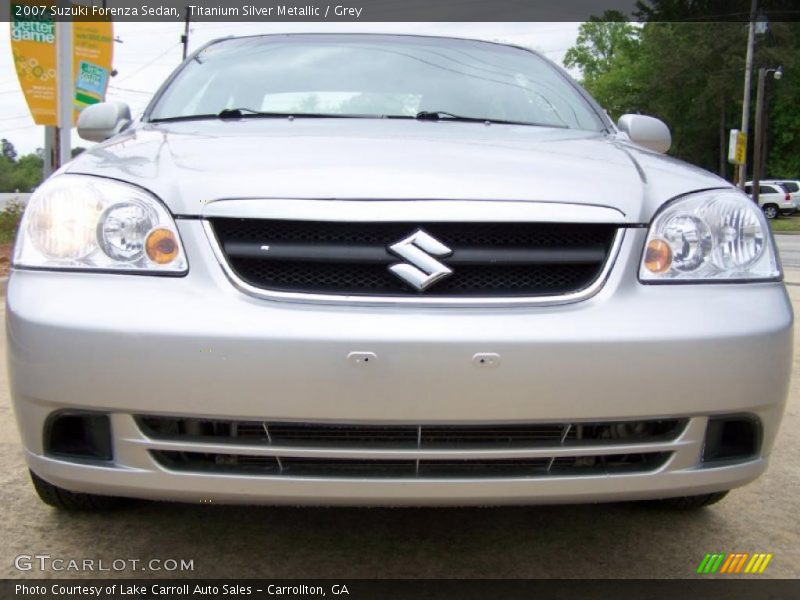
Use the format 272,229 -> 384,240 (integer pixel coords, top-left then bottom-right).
1,22 -> 581,156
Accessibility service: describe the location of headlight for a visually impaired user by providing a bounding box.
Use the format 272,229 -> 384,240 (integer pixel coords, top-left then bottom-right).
14,175 -> 187,273
640,189 -> 780,281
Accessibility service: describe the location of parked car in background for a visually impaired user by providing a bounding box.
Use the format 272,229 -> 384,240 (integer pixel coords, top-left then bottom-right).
744,181 -> 795,219
763,180 -> 800,209
8,34 -> 792,513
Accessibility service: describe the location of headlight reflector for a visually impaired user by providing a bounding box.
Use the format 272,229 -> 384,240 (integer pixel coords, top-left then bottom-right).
14,175 -> 187,273
640,190 -> 779,281
98,202 -> 156,262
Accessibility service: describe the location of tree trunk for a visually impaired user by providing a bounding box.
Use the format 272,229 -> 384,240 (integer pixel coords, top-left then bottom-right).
719,96 -> 726,178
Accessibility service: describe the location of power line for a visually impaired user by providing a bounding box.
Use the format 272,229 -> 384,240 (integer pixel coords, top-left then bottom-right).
2,124 -> 38,133
114,42 -> 180,85
109,85 -> 153,95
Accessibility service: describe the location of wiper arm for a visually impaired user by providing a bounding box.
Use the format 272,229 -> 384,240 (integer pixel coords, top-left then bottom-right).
218,108 -> 384,120
415,110 -> 487,123
217,108 -> 317,119
149,109 -> 378,123
412,110 -> 568,128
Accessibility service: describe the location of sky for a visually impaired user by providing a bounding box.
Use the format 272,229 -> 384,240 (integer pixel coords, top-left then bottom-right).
0,22 -> 582,156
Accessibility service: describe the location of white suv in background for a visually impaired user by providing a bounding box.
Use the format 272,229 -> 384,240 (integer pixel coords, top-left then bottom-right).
764,180 -> 800,210
744,181 -> 795,219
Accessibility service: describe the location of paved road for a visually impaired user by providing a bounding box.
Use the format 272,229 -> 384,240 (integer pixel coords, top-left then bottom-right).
776,234 -> 800,270
1,293 -> 798,580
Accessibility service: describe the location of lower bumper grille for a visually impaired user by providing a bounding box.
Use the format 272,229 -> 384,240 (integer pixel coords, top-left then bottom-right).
150,451 -> 671,479
138,417 -> 684,479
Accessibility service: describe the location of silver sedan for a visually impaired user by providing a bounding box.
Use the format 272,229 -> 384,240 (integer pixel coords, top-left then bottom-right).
7,34 -> 792,511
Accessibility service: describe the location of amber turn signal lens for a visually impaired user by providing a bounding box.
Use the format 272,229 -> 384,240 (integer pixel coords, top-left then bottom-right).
145,228 -> 179,264
644,238 -> 672,274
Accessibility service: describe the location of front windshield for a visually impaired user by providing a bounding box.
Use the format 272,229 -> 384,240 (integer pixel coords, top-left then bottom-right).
148,35 -> 605,131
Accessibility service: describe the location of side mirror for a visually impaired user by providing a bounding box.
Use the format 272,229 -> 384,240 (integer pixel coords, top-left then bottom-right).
77,102 -> 132,142
617,114 -> 671,154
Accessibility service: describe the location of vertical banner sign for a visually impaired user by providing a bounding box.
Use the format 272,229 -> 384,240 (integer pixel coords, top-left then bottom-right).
10,1 -> 113,126
72,18 -> 113,116
9,2 -> 57,125
728,129 -> 747,166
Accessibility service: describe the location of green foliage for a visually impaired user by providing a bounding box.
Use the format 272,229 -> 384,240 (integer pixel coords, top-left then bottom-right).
565,11 -> 800,179
0,200 -> 25,244
769,216 -> 800,233
1,138 -> 17,161
0,139 -> 44,193
564,12 -> 640,86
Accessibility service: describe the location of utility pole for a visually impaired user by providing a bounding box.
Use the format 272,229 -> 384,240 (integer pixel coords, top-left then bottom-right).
54,19 -> 73,170
181,6 -> 191,60
751,67 -> 766,206
752,66 -> 782,207
737,0 -> 758,189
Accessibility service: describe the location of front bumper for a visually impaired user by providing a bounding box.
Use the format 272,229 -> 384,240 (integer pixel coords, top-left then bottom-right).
7,223 -> 793,505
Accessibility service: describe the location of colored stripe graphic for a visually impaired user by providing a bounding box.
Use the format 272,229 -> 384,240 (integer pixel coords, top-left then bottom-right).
758,554 -> 773,573
697,554 -> 713,574
705,554 -> 725,574
733,553 -> 749,573
719,554 -> 735,573
701,553 -> 774,575
745,554 -> 761,573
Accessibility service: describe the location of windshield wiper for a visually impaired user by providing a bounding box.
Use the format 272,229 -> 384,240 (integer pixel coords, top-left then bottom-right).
410,110 -> 568,128
216,108 -> 356,119
149,108 -> 378,123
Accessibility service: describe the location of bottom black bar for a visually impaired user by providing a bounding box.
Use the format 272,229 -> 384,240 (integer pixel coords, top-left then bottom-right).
3,579 -> 799,600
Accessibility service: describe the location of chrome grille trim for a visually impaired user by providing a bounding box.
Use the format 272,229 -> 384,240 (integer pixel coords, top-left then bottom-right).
201,198 -> 628,224
134,437 -> 688,461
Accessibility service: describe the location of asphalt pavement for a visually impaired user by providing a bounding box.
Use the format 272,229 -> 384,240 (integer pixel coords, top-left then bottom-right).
1,284 -> 798,580
776,234 -> 800,271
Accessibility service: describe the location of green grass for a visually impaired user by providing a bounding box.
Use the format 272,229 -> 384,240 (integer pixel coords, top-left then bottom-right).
770,216 -> 800,233
0,201 -> 24,244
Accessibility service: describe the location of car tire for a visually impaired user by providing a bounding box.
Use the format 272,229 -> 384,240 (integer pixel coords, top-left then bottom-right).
645,491 -> 729,510
30,470 -> 123,510
763,205 -> 779,219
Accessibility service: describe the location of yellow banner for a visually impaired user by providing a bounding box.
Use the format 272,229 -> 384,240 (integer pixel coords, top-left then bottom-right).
734,131 -> 747,165
10,2 -> 113,126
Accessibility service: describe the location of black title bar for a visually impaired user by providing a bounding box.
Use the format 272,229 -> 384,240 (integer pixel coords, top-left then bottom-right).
2,0 -> 800,23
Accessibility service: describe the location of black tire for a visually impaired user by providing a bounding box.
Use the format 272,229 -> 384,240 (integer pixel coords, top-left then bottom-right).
646,491 -> 729,510
763,204 -> 779,219
30,470 -> 123,511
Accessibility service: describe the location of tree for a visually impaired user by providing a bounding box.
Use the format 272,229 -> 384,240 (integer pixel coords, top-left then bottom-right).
0,140 -> 44,192
566,2 -> 800,179
1,139 -> 17,162
563,11 -> 640,84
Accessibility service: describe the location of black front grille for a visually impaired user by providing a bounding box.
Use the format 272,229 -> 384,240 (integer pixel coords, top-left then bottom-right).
210,218 -> 618,297
150,451 -> 671,479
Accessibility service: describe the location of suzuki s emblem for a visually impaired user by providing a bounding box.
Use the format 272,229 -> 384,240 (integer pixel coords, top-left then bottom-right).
388,230 -> 453,291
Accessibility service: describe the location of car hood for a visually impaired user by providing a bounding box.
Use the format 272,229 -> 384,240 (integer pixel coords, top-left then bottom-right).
66,119 -> 730,223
